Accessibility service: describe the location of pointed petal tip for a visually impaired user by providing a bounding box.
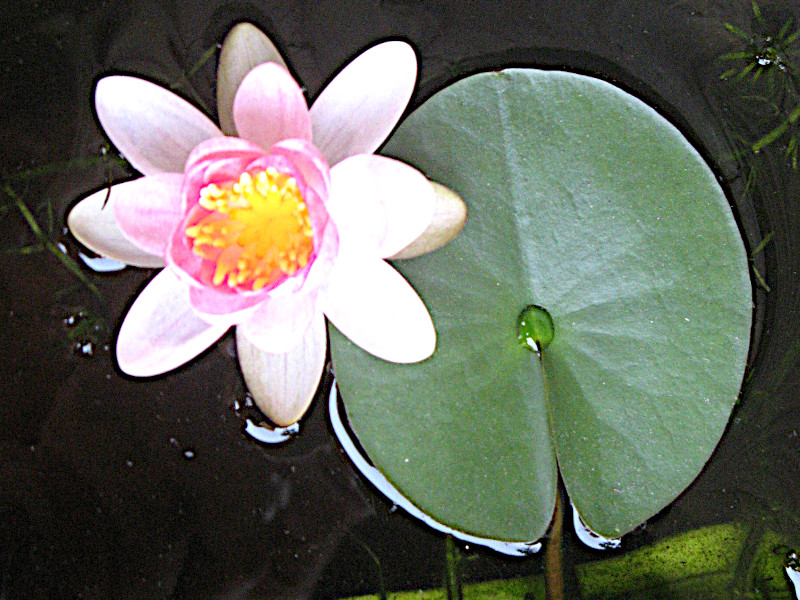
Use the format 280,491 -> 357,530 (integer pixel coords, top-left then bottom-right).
116,269 -> 229,377
218,22 -> 288,135
95,75 -> 222,175
68,186 -> 165,268
322,258 -> 436,364
310,39 -> 417,165
236,314 -> 327,426
381,318 -> 436,364
233,62 -> 312,150
390,182 -> 467,259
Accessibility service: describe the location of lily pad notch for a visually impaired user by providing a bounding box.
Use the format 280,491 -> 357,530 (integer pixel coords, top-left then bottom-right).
329,68 -> 752,545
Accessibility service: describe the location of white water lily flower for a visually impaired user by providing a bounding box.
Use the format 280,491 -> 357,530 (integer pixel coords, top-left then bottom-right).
69,23 -> 466,426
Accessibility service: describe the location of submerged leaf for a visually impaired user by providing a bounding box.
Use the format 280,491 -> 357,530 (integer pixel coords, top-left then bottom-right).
330,69 -> 752,541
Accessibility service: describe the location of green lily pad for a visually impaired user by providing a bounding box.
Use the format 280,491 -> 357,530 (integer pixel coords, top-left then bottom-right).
329,69 -> 752,541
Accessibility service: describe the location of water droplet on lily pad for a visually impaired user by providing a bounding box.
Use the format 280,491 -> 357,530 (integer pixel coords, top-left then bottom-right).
517,304 -> 554,352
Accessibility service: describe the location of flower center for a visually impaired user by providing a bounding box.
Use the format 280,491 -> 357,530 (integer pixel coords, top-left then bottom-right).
185,168 -> 314,291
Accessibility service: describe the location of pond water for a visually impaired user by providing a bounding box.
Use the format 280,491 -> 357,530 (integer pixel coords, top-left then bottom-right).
1,0 -> 799,598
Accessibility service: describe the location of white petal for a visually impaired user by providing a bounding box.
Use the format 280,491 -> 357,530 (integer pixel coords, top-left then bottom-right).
68,184 -> 165,268
390,182 -> 468,259
328,155 -> 434,258
116,269 -> 229,376
217,23 -> 288,136
320,256 -> 435,363
236,312 -> 327,426
95,76 -> 222,175
310,41 -> 416,165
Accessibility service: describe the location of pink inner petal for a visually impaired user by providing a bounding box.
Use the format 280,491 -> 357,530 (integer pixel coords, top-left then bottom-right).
116,269 -> 229,376
113,173 -> 184,256
270,138 -> 331,203
217,23 -> 289,135
320,254 -> 435,363
233,63 -> 312,151
182,137 -> 269,211
189,285 -> 267,327
184,136 -> 267,172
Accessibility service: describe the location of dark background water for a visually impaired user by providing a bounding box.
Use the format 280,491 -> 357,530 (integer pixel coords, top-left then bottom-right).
1,0 -> 799,598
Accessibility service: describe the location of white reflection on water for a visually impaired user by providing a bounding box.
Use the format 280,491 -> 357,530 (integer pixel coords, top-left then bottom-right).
571,501 -> 622,550
244,418 -> 300,443
786,551 -> 800,599
78,252 -> 126,272
329,380 -> 542,557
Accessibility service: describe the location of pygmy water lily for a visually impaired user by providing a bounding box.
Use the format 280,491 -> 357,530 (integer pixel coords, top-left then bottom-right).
68,23 -> 466,426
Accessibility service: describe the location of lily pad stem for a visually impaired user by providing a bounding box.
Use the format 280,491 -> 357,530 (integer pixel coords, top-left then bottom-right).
545,485 -> 564,600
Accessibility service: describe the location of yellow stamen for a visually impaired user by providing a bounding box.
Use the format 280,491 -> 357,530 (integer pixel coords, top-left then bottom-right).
185,169 -> 314,290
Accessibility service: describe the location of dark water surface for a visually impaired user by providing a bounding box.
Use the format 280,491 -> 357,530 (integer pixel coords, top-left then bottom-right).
1,1 -> 799,598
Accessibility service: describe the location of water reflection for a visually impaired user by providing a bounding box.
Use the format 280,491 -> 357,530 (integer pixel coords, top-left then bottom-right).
0,355 -> 374,598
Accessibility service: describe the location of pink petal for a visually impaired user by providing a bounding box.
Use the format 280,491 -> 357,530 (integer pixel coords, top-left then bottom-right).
291,219 -> 340,296
270,138 -> 331,202
217,23 -> 288,135
181,137 -> 268,210
184,136 -> 267,171
238,292 -> 318,354
112,173 -> 183,256
320,256 -> 435,363
233,63 -> 312,150
309,41 -> 416,165
68,184 -> 165,268
116,269 -> 229,376
236,312 -> 327,426
165,210 -> 206,289
328,155 -> 434,257
95,76 -> 222,175
189,286 -> 267,327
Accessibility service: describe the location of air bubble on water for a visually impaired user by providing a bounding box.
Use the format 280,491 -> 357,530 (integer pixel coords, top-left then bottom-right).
73,341 -> 94,356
